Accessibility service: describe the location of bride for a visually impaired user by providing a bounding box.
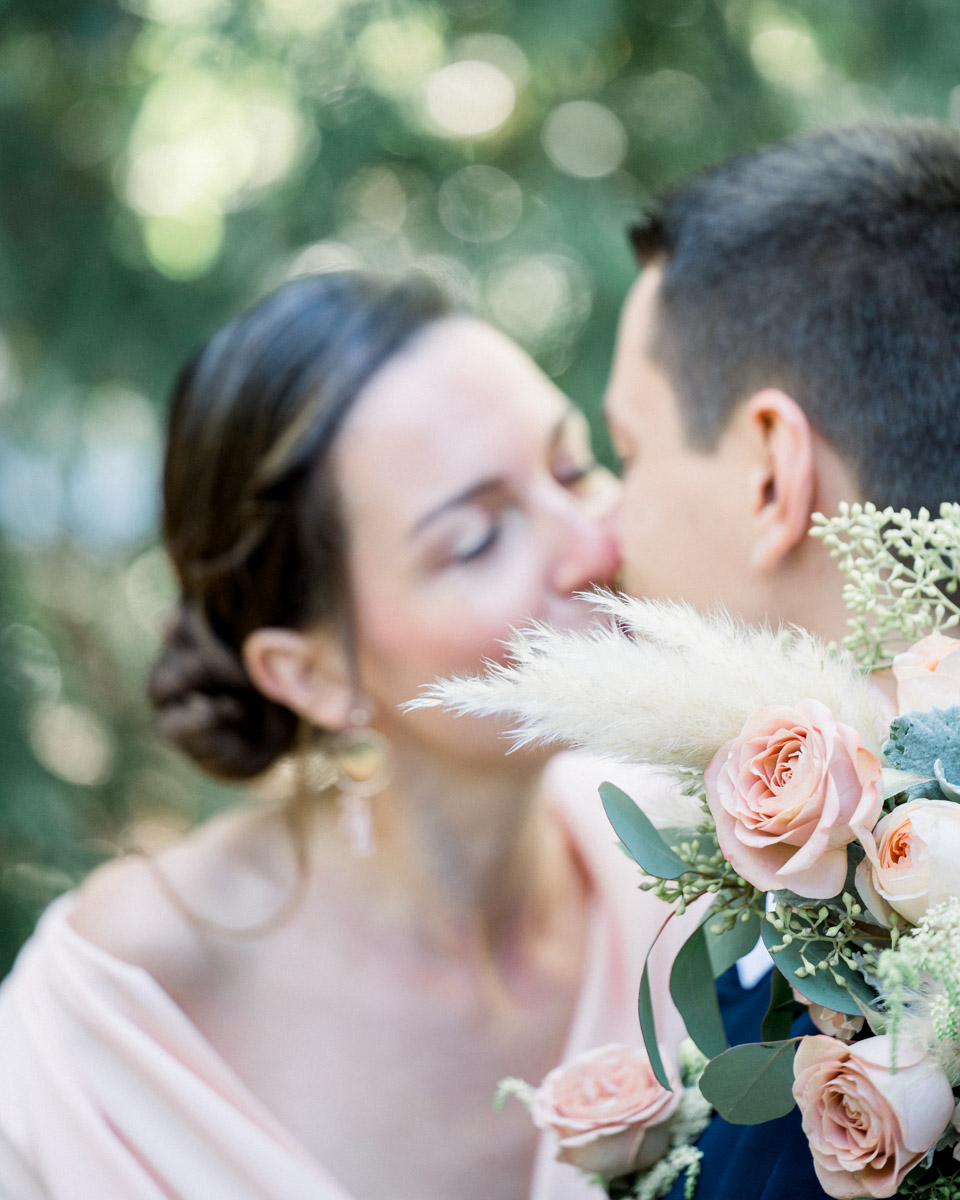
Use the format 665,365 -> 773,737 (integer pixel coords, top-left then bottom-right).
0,270 -> 683,1200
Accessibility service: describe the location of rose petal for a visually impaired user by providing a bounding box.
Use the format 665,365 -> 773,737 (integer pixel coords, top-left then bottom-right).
911,804 -> 960,912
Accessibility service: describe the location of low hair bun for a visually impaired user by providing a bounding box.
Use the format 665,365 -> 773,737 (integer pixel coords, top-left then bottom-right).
148,603 -> 298,780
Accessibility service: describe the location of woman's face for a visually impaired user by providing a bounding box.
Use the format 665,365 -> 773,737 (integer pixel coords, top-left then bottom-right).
333,316 -> 621,763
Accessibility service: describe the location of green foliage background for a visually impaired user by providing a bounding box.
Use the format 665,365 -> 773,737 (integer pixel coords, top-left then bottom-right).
1,0 -> 958,975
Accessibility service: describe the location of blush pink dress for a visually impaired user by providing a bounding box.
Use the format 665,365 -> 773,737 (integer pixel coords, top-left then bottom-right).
0,758 -> 688,1200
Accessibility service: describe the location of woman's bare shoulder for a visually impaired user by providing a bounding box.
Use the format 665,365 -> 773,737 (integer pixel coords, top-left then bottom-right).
71,802 -> 310,974
67,847 -> 209,992
68,811 -> 259,979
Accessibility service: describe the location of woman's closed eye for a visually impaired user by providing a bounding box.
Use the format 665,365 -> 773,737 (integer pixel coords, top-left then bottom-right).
554,458 -> 600,489
450,519 -> 500,563
437,503 -> 505,565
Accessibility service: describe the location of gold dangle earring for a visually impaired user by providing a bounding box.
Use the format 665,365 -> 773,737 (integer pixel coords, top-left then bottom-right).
329,706 -> 392,857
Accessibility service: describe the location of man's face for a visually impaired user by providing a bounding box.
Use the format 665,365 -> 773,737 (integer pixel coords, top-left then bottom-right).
604,264 -> 762,618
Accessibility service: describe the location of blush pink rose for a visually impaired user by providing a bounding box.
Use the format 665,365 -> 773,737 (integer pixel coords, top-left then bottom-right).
793,1034 -> 954,1198
892,632 -> 960,713
704,699 -> 883,898
531,1043 -> 681,1176
855,798 -> 960,926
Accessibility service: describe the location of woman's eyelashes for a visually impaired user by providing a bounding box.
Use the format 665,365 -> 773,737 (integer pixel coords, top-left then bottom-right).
554,458 -> 600,489
451,520 -> 500,563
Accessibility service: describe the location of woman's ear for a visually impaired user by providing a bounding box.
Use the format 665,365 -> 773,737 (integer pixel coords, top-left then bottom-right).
242,627 -> 357,731
745,389 -> 816,572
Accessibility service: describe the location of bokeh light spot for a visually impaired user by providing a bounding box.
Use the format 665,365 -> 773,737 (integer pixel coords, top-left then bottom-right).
750,23 -> 825,92
484,253 -> 592,348
424,61 -> 516,139
355,14 -> 445,99
542,101 -> 627,179
438,165 -> 522,243
124,72 -> 306,220
143,211 -> 225,279
29,702 -> 114,787
124,548 -> 176,638
624,70 -> 714,145
337,167 -> 408,236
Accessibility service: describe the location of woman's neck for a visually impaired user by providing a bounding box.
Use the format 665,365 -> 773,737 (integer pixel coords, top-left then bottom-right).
302,747 -> 582,974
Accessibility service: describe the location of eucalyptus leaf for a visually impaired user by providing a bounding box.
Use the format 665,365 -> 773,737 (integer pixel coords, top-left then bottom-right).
760,920 -> 875,1015
761,969 -> 804,1042
638,943 -> 672,1091
705,911 -> 762,979
599,783 -> 689,879
699,1040 -> 798,1124
670,925 -> 729,1059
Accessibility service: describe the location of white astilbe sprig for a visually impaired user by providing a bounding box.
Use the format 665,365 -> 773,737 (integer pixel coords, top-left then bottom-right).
408,592 -> 888,770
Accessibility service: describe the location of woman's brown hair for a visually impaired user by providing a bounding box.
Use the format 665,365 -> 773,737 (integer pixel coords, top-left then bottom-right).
148,271 -> 452,780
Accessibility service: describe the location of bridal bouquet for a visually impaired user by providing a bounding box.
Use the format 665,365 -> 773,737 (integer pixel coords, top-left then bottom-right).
416,503 -> 960,1200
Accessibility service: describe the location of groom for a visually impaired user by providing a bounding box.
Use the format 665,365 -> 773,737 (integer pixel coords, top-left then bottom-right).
603,120 -> 960,1199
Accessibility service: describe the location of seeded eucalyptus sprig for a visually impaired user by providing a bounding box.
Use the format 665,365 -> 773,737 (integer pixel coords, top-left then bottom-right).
638,827 -> 764,929
811,502 -> 960,670
898,1168 -> 960,1200
764,892 -> 884,981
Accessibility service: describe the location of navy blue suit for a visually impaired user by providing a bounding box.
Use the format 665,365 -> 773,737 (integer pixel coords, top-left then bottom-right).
663,968 -> 830,1200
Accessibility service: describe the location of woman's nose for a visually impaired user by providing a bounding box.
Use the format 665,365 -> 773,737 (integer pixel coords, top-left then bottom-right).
549,488 -> 622,595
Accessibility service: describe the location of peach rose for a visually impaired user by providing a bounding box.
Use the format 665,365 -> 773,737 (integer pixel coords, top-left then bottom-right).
855,798 -> 960,926
893,632 -> 960,713
704,699 -> 883,899
531,1043 -> 681,1177
791,988 -> 865,1040
793,1034 -> 954,1198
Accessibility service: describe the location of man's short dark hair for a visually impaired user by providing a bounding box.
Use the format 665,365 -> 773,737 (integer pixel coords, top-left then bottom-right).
632,120 -> 960,512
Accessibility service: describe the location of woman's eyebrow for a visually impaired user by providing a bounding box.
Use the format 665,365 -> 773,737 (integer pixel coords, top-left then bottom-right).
409,411 -> 575,538
410,478 -> 503,537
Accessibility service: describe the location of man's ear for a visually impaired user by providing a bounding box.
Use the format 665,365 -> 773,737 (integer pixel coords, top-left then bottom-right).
242,627 -> 357,731
745,389 -> 815,572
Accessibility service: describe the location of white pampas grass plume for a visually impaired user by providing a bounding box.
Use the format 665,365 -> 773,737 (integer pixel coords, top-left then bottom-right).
407,591 -> 888,770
